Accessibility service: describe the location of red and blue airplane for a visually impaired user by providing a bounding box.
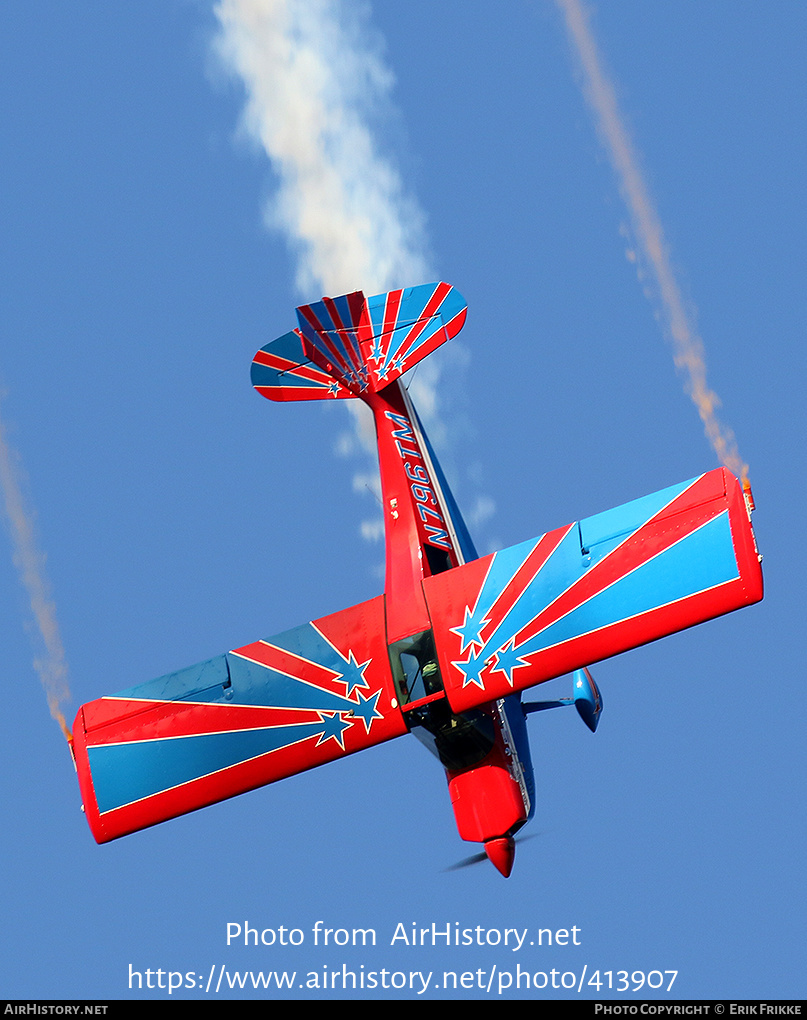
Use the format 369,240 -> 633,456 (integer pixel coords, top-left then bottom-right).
70,283 -> 763,876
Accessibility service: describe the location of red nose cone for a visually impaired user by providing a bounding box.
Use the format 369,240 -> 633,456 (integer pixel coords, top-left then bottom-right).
484,837 -> 515,878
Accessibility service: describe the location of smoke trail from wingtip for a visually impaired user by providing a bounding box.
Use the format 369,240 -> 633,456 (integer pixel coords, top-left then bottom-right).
555,0 -> 749,481
0,403 -> 72,740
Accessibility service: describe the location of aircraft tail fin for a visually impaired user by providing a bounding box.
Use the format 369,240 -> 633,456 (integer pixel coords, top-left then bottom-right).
251,282 -> 467,402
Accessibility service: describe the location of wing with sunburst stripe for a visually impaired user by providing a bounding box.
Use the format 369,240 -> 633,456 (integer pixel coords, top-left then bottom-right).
72,596 -> 405,843
425,468 -> 763,714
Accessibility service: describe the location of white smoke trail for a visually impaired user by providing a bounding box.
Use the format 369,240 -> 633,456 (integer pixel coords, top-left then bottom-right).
555,0 -> 749,481
0,400 -> 72,740
212,0 -> 462,534
212,0 -> 431,299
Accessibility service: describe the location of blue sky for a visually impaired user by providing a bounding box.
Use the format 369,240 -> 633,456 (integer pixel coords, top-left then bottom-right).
1,0 -> 804,1000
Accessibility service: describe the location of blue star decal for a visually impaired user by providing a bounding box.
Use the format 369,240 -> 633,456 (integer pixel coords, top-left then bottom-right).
489,639 -> 530,686
315,712 -> 352,750
349,689 -> 383,733
338,651 -> 371,697
453,649 -> 487,690
450,604 -> 490,654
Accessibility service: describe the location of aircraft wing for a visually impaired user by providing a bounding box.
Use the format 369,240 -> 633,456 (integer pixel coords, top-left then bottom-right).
71,596 -> 406,842
424,468 -> 763,714
72,467 -> 761,841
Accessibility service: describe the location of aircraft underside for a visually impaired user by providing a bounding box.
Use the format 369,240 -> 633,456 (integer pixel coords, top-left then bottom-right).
70,283 -> 763,876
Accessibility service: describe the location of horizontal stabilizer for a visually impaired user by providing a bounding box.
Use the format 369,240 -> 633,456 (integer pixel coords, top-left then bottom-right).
251,282 -> 467,402
250,329 -> 355,401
